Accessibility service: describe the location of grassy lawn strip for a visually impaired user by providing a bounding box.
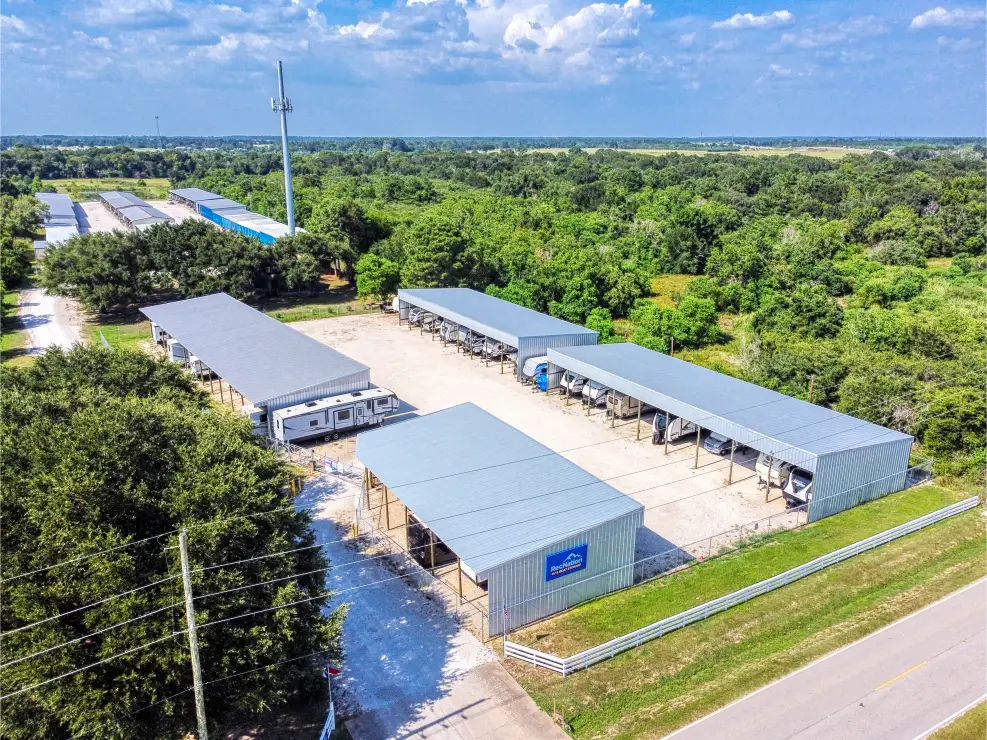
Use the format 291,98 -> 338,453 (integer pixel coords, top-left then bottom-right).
1,283 -> 33,367
44,177 -> 171,200
82,314 -> 152,351
931,700 -> 986,740
509,507 -> 985,739
512,485 -> 964,656
258,282 -> 379,324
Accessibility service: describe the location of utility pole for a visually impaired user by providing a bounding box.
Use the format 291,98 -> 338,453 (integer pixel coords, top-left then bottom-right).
155,116 -> 162,150
179,529 -> 209,740
808,374 -> 816,404
271,60 -> 296,235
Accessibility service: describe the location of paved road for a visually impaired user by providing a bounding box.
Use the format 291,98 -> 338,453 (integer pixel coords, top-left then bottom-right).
668,580 -> 987,740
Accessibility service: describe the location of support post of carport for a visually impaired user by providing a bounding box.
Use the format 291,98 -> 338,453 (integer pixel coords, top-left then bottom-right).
664,411 -> 670,455
610,390 -> 615,428
765,458 -> 773,503
384,486 -> 390,529
219,379 -> 225,403
693,425 -> 702,468
429,529 -> 436,570
728,440 -> 736,484
457,558 -> 463,604
209,374 -> 214,394
405,506 -> 410,549
229,387 -> 235,410
500,351 -> 504,374
636,399 -> 642,441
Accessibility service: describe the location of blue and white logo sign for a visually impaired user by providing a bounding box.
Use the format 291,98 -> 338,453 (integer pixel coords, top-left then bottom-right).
545,544 -> 588,581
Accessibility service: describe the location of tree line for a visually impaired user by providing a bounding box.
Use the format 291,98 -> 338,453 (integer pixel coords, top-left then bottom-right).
30,146 -> 987,477
0,345 -> 343,739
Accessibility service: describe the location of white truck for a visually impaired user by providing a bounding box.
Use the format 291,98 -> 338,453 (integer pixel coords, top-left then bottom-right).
272,388 -> 399,443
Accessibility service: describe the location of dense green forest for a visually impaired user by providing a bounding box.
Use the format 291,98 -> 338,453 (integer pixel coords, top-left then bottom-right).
0,346 -> 343,739
24,145 -> 987,479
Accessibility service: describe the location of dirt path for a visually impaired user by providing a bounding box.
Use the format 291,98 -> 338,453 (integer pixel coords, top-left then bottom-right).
18,286 -> 83,353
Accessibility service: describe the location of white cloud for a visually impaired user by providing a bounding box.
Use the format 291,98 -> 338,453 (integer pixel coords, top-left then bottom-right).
337,19 -> 389,40
711,9 -> 793,30
773,16 -> 888,49
910,6 -> 986,29
72,30 -> 113,48
0,14 -> 30,35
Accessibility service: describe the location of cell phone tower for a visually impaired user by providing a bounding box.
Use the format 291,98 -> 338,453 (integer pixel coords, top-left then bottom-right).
271,60 -> 296,235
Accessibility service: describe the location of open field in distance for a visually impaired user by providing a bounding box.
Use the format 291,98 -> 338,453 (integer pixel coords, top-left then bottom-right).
43,177 -> 171,199
528,147 -> 877,160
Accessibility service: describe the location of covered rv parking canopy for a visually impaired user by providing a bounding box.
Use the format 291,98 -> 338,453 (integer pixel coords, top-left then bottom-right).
357,402 -> 643,634
140,292 -> 370,411
397,288 -> 598,373
100,192 -> 172,231
548,343 -> 914,520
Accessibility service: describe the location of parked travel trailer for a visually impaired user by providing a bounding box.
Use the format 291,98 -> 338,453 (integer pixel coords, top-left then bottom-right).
408,307 -> 424,326
651,413 -> 698,444
187,355 -> 211,378
167,338 -> 187,363
582,380 -> 610,407
422,313 -> 441,332
782,468 -> 813,507
240,405 -> 269,436
756,452 -> 794,488
560,370 -> 587,396
483,338 -> 508,359
521,355 -> 549,390
150,322 -> 165,343
272,388 -> 399,443
389,296 -> 400,313
607,391 -> 647,419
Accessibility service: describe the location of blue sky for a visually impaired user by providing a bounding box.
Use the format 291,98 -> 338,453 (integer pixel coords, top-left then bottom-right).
1,0 -> 984,136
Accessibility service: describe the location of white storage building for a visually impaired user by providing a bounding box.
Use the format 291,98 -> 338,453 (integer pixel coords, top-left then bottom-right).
357,402 -> 644,635
548,343 -> 915,522
140,292 -> 370,428
397,288 -> 598,375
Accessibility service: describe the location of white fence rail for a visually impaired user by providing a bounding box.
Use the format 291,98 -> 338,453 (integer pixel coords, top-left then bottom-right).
505,496 -> 980,675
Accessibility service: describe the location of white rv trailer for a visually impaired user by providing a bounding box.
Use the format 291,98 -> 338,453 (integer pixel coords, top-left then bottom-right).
150,321 -> 165,344
167,338 -> 187,363
187,354 -> 212,378
582,379 -> 611,407
560,370 -> 587,396
241,405 -> 269,436
272,387 -> 399,443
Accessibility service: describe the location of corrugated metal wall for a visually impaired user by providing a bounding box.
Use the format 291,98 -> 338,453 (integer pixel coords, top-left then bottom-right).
518,334 -> 598,383
807,437 -> 913,521
264,368 -> 371,412
486,507 -> 643,635
200,205 -> 276,245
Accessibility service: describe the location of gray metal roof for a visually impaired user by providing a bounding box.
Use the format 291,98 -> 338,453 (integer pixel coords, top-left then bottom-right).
44,225 -> 80,245
170,187 -> 224,203
548,343 -> 913,471
197,197 -> 245,212
140,292 -> 370,405
398,288 -> 597,346
100,191 -> 147,209
35,193 -> 77,223
356,403 -> 643,578
116,204 -> 172,226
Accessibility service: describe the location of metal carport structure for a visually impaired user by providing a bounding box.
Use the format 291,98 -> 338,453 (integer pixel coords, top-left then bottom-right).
140,292 -> 370,430
397,288 -> 598,376
548,343 -> 914,522
356,403 -> 644,635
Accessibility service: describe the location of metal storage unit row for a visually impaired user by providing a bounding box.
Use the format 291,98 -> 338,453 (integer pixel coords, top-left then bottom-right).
357,403 -> 643,634
170,187 -> 298,245
548,343 -> 914,522
100,191 -> 172,231
397,288 -> 598,373
140,292 -> 370,412
35,193 -> 77,225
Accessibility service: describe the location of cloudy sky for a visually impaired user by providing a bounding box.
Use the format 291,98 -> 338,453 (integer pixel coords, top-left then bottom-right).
1,0 -> 984,136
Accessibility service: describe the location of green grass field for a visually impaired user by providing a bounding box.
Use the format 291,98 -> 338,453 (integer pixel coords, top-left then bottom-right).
1,281 -> 34,368
82,314 -> 152,351
511,484 -> 965,656
258,281 -> 379,324
508,500 -> 985,739
931,701 -> 987,740
43,177 -> 171,200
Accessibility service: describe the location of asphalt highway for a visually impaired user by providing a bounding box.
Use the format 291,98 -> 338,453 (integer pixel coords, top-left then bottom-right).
666,579 -> 986,740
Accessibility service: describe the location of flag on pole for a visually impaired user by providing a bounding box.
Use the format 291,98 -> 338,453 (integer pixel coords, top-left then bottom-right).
322,664 -> 341,678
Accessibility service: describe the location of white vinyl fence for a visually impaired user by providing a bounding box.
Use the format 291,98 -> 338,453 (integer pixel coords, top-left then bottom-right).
505,496 -> 980,676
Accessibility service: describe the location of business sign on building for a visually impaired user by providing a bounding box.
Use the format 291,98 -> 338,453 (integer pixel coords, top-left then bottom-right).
545,543 -> 588,581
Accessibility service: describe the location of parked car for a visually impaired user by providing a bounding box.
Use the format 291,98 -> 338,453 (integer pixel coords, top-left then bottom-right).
703,431 -> 733,455
782,468 -> 813,507
651,412 -> 698,445
560,370 -> 587,396
582,380 -> 610,407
